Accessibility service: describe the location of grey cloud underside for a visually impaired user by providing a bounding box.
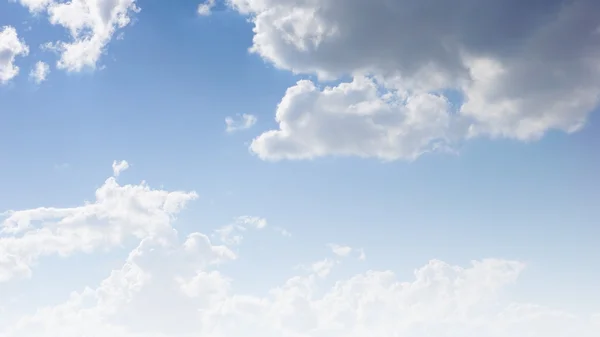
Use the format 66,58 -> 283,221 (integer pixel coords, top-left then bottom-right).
230,0 -> 600,160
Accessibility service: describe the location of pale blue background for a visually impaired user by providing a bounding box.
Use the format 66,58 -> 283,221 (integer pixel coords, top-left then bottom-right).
1,0 -> 598,321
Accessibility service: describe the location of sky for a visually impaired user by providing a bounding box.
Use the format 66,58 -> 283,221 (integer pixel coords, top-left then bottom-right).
1,0 -> 600,336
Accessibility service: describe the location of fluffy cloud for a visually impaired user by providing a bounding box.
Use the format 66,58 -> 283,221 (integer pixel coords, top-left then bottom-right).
1,161 -> 599,336
250,77 -> 457,161
225,113 -> 257,133
14,0 -> 53,12
112,159 -> 130,177
29,61 -> 50,84
230,0 -> 600,161
197,0 -> 216,16
0,162 -> 197,283
0,26 -> 29,84
14,0 -> 139,72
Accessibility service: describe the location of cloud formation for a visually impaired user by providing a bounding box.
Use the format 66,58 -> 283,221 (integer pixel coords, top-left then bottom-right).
229,0 -> 600,161
225,113 -> 257,133
13,0 -> 140,72
112,160 -> 130,177
29,61 -> 50,84
197,0 -> 216,16
1,161 -> 599,337
0,26 -> 29,84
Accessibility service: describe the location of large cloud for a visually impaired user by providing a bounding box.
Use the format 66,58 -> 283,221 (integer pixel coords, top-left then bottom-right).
1,161 -> 599,336
230,0 -> 600,160
0,160 -> 197,282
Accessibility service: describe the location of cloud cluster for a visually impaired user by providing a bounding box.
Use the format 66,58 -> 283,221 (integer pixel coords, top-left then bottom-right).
1,161 -> 599,337
0,161 -> 197,283
229,0 -> 600,161
13,0 -> 139,73
0,26 -> 29,84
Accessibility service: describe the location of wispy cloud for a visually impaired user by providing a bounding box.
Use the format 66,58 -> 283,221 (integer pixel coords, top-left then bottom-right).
225,113 -> 257,133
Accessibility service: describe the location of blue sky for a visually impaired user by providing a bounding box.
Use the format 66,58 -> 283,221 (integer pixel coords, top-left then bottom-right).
1,1 -> 600,336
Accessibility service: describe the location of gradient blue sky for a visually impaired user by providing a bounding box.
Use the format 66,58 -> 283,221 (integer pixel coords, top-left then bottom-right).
1,1 -> 599,336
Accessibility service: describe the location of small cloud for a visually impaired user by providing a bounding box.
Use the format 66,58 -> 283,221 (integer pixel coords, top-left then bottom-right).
213,216 -> 267,246
29,61 -> 50,84
112,160 -> 129,177
197,0 -> 216,16
311,258 -> 336,278
234,215 -> 267,229
328,243 -> 353,257
225,114 -> 257,133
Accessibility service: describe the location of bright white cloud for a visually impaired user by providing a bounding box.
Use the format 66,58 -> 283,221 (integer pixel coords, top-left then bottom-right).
1,162 -> 599,336
0,26 -> 29,84
229,0 -> 600,161
0,162 -> 197,282
251,77 -> 456,161
225,113 -> 257,133
14,0 -> 140,72
197,0 -> 216,16
112,160 -> 129,177
29,61 -> 50,84
14,0 -> 53,12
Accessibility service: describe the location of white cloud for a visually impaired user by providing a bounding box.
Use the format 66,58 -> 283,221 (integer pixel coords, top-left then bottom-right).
29,61 -> 50,84
251,77 -> 456,161
235,215 -> 267,229
1,162 -> 599,336
230,0 -> 600,161
0,161 -> 197,282
14,0 -> 140,72
14,0 -> 53,12
225,113 -> 257,133
197,0 -> 216,16
0,26 -> 29,84
111,160 -> 129,177
328,243 -> 352,257
310,258 -> 336,278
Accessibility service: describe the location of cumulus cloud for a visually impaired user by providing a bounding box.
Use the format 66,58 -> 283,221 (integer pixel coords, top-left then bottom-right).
228,0 -> 600,161
0,162 -> 197,282
29,61 -> 50,84
0,26 -> 29,84
1,161 -> 599,336
251,77 -> 457,161
14,0 -> 140,72
225,113 -> 257,133
197,0 -> 216,16
112,160 -> 129,177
